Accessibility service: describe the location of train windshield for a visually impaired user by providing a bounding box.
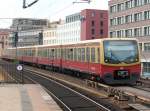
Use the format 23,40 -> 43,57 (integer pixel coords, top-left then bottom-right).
104,40 -> 139,64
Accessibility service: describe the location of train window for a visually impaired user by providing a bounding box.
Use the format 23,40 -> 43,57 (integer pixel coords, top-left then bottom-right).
91,48 -> 95,63
62,49 -> 65,60
27,49 -> 29,56
69,48 -> 73,60
38,49 -> 42,57
97,48 -> 100,63
78,48 -> 81,61
47,49 -> 49,57
30,49 -> 32,56
66,49 -> 69,60
57,48 -> 60,58
81,48 -> 85,62
49,49 -> 51,58
74,48 -> 77,61
44,49 -> 47,57
62,48 -> 66,60
51,49 -> 54,58
86,47 -> 90,62
55,49 -> 57,59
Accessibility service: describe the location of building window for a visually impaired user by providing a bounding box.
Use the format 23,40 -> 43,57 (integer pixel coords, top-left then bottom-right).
92,37 -> 95,39
134,28 -> 142,37
91,12 -> 95,17
144,43 -> 150,51
117,30 -> 121,38
144,10 -> 150,20
91,29 -> 95,35
139,43 -> 142,51
117,17 -> 122,25
143,62 -> 150,74
144,0 -> 150,4
110,31 -> 116,38
134,12 -> 143,22
100,29 -> 103,35
100,21 -> 103,26
110,18 -> 117,26
110,5 -> 117,13
91,20 -> 95,26
144,26 -> 150,36
125,1 -> 131,9
125,15 -> 132,23
125,29 -> 132,37
100,13 -> 103,18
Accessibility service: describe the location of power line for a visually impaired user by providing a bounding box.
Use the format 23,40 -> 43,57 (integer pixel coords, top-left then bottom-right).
23,0 -> 39,9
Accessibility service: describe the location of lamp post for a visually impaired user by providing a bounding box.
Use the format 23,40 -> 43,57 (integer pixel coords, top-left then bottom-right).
14,31 -> 18,63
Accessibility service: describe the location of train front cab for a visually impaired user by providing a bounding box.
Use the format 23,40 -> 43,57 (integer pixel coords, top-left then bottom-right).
100,39 -> 141,85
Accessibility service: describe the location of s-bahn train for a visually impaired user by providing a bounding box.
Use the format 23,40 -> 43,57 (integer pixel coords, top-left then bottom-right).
2,38 -> 141,85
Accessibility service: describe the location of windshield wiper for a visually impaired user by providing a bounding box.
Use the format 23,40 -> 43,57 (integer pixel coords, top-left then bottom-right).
108,49 -> 122,64
123,55 -> 135,64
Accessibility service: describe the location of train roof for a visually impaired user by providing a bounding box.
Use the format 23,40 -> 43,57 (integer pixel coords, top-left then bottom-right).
7,38 -> 138,49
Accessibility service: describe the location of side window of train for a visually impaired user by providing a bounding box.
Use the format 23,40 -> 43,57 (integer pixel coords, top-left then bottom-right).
74,48 -> 77,61
52,49 -> 54,58
56,48 -> 58,59
61,48 -> 64,59
78,48 -> 81,61
81,48 -> 85,62
97,48 -> 100,63
63,48 -> 66,60
66,48 -> 69,60
91,48 -> 95,63
47,48 -> 49,58
49,49 -> 51,58
69,48 -> 73,60
57,48 -> 59,59
44,48 -> 47,57
40,49 -> 42,57
86,47 -> 90,62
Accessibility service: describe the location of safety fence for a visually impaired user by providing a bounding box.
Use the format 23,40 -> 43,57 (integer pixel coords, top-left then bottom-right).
0,60 -> 24,83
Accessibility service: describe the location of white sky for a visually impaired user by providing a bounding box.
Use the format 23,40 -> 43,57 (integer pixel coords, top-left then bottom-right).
0,0 -> 109,28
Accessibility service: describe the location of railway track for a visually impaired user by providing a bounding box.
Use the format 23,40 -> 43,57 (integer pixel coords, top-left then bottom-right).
23,68 -> 114,111
1,60 -> 150,111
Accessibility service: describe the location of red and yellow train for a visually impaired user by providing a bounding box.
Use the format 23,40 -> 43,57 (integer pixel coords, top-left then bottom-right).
2,38 -> 141,84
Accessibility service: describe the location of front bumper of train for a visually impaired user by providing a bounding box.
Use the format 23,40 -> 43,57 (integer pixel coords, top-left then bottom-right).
102,72 -> 140,85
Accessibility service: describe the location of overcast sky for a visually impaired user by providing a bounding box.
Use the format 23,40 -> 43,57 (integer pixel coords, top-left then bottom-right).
0,0 -> 109,28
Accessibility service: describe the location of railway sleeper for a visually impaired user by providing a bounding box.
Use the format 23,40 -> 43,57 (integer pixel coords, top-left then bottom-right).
107,88 -> 130,101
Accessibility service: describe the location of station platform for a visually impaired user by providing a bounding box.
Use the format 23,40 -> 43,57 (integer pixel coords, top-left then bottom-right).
0,84 -> 62,111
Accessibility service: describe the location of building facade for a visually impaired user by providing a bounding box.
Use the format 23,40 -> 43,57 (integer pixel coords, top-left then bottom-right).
43,21 -> 61,45
57,9 -> 108,45
0,29 -> 10,56
57,13 -> 81,44
109,0 -> 150,77
9,18 -> 49,47
81,9 -> 108,40
11,18 -> 49,31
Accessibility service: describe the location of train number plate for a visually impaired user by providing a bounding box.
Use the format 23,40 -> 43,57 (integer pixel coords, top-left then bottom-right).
117,70 -> 128,77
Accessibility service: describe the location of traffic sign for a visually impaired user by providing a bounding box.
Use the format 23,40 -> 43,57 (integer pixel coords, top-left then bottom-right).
17,65 -> 23,71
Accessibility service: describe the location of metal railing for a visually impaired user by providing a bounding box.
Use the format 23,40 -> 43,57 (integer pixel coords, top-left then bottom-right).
0,60 -> 24,84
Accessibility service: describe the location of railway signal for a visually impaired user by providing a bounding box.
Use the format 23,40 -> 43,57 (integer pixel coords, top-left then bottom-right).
14,32 -> 18,47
